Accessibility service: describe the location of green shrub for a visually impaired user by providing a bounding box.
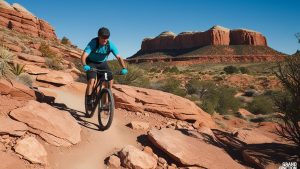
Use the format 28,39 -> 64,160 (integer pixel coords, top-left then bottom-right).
247,95 -> 274,115
239,67 -> 249,74
185,79 -> 215,99
163,66 -> 180,74
224,65 -> 239,74
201,86 -> 241,115
159,78 -> 186,96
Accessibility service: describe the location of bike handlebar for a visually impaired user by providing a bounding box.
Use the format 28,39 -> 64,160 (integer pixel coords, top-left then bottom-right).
89,67 -> 122,75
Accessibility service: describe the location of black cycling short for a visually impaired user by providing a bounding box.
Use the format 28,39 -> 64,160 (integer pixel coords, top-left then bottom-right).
86,59 -> 113,81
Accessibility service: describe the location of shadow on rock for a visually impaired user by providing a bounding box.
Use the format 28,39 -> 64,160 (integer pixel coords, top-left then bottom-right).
211,129 -> 300,169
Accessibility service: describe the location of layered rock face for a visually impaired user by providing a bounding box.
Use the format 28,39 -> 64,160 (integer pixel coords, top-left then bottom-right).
0,1 -> 56,39
141,26 -> 267,52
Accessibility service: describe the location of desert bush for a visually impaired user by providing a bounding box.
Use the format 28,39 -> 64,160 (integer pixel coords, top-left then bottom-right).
45,57 -> 64,70
40,42 -> 64,70
273,52 -> 300,147
149,67 -> 160,73
16,73 -> 33,87
224,65 -> 239,74
185,79 -> 215,99
61,36 -> 71,45
163,66 -> 180,74
0,46 -> 15,78
39,42 -> 57,59
247,95 -> 274,115
108,60 -> 150,88
239,67 -> 249,74
201,85 -> 241,115
159,78 -> 185,96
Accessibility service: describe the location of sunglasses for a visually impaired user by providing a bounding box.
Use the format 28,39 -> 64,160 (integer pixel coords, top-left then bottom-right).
100,36 -> 109,40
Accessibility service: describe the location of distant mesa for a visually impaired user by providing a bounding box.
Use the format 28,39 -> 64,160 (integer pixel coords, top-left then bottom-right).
0,1 -> 57,40
140,25 -> 267,52
128,25 -> 286,64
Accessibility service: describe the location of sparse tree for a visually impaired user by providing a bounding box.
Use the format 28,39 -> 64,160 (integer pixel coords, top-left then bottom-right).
61,36 -> 71,45
274,53 -> 300,147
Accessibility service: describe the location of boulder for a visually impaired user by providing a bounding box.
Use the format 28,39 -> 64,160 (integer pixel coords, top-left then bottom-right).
148,128 -> 245,169
107,155 -> 121,169
10,100 -> 81,146
129,121 -> 150,130
14,136 -> 47,165
119,145 -> 157,169
113,84 -> 215,128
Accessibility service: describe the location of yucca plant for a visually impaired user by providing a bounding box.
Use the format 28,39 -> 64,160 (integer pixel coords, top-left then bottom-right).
0,46 -> 15,78
10,63 -> 25,76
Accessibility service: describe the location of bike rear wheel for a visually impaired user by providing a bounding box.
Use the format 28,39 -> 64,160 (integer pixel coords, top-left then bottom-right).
98,88 -> 114,130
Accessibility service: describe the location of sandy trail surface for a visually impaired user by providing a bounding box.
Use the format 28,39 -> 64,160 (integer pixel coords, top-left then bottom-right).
42,85 -> 140,169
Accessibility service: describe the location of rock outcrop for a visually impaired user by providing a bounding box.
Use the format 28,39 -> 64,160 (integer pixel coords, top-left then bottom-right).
0,1 -> 56,39
112,84 -> 215,128
148,128 -> 245,168
10,100 -> 82,146
141,25 -> 267,52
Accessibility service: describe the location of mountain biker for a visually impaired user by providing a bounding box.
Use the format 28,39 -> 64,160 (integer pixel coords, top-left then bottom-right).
81,27 -> 128,109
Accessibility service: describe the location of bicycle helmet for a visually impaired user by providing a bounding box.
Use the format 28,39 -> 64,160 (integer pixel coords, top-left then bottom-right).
98,27 -> 110,38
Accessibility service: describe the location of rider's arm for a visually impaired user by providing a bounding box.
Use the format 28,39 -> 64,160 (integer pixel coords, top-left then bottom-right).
81,39 -> 96,65
81,52 -> 89,65
116,55 -> 126,68
110,42 -> 126,68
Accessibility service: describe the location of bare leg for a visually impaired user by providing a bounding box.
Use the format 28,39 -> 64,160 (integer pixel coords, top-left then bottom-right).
86,78 -> 96,95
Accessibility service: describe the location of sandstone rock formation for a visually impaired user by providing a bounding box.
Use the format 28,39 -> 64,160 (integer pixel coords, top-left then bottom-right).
140,25 -> 267,52
148,128 -> 245,169
112,84 -> 215,128
0,1 -> 56,39
10,100 -> 81,146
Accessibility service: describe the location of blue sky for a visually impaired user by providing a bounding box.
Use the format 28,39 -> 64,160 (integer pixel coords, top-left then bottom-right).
5,0 -> 300,59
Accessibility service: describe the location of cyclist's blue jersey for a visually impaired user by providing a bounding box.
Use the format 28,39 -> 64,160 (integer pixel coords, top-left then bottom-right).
84,38 -> 119,62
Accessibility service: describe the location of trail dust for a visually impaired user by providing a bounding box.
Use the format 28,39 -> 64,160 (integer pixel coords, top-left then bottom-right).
40,84 -> 140,169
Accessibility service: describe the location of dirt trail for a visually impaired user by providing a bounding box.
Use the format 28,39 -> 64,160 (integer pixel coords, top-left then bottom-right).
41,86 -> 140,169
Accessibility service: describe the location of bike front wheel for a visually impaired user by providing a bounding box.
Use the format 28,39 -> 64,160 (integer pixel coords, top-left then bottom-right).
84,86 -> 97,118
98,88 -> 114,130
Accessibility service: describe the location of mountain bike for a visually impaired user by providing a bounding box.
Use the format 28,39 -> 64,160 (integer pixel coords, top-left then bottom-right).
84,68 -> 119,130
